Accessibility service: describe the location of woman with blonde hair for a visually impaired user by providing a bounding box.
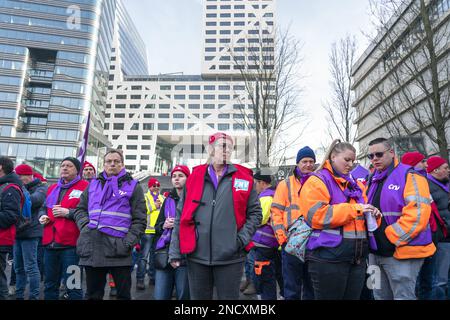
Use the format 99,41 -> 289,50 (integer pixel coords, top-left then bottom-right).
299,140 -> 381,300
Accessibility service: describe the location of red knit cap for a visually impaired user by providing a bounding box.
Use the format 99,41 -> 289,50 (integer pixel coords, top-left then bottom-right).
209,132 -> 234,145
33,172 -> 47,182
427,156 -> 447,173
83,161 -> 96,175
171,165 -> 190,178
15,164 -> 33,175
401,152 -> 425,167
148,178 -> 161,188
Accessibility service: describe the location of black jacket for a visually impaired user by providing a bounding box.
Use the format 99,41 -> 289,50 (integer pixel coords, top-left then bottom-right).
74,172 -> 147,267
0,173 -> 22,252
16,178 -> 47,239
428,177 -> 450,243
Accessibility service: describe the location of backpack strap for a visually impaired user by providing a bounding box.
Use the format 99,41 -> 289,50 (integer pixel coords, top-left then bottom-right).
3,183 -> 24,209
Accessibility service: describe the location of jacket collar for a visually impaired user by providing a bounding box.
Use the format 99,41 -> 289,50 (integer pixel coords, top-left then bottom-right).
0,172 -> 23,187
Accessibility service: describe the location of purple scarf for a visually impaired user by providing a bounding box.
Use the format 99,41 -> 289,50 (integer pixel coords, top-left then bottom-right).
150,191 -> 159,202
208,164 -> 228,190
295,167 -> 311,185
46,176 -> 81,209
428,174 -> 450,193
332,167 -> 363,201
99,168 -> 127,205
367,168 -> 389,203
155,197 -> 177,250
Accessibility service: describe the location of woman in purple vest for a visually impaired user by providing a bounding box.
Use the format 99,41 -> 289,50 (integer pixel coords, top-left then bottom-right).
153,165 -> 190,300
299,140 -> 381,300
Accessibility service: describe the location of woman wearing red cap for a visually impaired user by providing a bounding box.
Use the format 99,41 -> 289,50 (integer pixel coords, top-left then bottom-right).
426,156 -> 450,300
153,165 -> 190,300
169,132 -> 262,300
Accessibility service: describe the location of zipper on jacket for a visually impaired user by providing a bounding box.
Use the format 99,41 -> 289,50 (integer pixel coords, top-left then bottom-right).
209,190 -> 217,265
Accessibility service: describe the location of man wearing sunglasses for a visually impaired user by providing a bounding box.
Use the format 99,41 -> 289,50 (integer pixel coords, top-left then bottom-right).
366,138 -> 435,300
136,178 -> 164,290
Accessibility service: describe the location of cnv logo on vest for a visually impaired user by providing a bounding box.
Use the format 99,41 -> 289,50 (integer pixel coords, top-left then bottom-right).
388,184 -> 400,191
113,190 -> 128,197
234,179 -> 249,192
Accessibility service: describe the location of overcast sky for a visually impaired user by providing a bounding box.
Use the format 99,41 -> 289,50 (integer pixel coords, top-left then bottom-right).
125,0 -> 376,161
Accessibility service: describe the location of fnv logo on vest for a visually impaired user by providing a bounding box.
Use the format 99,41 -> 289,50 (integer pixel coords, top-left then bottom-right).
234,179 -> 250,192
388,184 -> 401,191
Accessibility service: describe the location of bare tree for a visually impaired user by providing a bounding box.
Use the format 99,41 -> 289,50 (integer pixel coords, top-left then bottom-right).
366,0 -> 450,159
323,35 -> 358,144
228,27 -> 305,169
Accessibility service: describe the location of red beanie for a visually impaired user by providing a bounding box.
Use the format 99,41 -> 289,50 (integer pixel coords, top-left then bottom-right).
33,172 -> 47,182
83,161 -> 96,175
15,164 -> 33,175
209,132 -> 234,145
148,178 -> 161,188
401,152 -> 425,167
171,165 -> 190,178
427,156 -> 447,173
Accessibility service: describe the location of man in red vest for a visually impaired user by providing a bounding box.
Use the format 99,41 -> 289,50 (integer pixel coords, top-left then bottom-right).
39,157 -> 89,300
169,132 -> 262,300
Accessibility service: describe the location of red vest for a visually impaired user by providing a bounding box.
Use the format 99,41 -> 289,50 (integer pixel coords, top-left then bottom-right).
42,179 -> 89,247
179,164 -> 253,254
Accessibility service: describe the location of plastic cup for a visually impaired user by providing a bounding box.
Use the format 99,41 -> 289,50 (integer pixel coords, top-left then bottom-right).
365,211 -> 378,232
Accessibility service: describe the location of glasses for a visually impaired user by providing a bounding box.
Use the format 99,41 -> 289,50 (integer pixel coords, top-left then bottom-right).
152,184 -> 160,188
105,160 -> 122,165
367,149 -> 390,160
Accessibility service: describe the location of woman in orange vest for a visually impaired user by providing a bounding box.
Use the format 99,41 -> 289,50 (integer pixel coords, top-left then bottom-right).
299,140 -> 381,300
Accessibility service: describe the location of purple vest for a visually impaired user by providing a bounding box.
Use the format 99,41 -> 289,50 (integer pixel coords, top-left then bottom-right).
252,189 -> 279,248
306,169 -> 366,251
87,178 -> 138,238
155,197 -> 177,250
368,163 -> 432,250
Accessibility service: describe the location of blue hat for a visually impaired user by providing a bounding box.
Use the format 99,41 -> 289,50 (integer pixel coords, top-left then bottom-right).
296,146 -> 316,164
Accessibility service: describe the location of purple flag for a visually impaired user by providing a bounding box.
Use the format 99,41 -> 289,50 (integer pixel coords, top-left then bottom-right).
351,164 -> 369,184
77,111 -> 90,166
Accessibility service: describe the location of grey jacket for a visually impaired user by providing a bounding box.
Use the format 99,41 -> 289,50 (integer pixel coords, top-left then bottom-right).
169,164 -> 262,266
74,172 -> 147,267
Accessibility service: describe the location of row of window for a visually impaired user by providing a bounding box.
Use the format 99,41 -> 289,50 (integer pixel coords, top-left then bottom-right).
57,51 -> 90,64
47,128 -> 79,141
25,99 -> 49,108
0,0 -> 97,19
50,96 -> 85,109
48,112 -> 82,123
0,13 -> 94,34
0,107 -> 16,118
0,75 -> 21,86
0,91 -> 18,102
29,69 -> 53,78
110,123 -> 245,131
0,28 -> 91,48
55,66 -> 89,79
0,58 -> 24,70
52,81 -> 87,94
159,84 -> 246,91
27,87 -> 51,95
0,43 -> 27,55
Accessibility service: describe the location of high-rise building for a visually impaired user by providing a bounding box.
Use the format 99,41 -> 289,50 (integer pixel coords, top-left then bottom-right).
106,0 -> 276,173
352,0 -> 450,162
0,0 -> 148,178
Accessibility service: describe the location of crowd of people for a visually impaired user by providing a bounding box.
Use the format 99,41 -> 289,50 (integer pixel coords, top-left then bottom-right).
0,132 -> 449,300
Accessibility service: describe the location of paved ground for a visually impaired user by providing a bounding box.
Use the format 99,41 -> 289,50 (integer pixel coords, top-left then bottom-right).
4,258 -> 258,300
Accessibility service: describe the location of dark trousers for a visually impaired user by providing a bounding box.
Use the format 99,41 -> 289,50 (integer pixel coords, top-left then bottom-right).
0,252 -> 8,300
416,255 -> 437,300
186,260 -> 244,300
308,260 -> 366,300
85,266 -> 132,300
254,247 -> 284,300
44,247 -> 82,300
282,249 -> 314,300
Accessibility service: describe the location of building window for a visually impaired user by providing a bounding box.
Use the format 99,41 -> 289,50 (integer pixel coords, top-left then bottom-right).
127,135 -> 138,140
130,123 -> 139,130
113,123 -> 124,130
127,145 -> 138,150
173,123 -> 184,130
130,95 -> 141,99
142,135 -> 152,140
116,95 -> 126,99
159,104 -> 170,109
158,123 -> 169,130
173,114 -> 185,119
143,123 -> 154,130
218,124 -> 230,131
143,114 -> 154,118
159,114 -> 170,119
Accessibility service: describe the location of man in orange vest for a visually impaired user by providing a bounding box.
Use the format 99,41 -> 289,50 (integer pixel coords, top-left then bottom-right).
271,146 -> 316,300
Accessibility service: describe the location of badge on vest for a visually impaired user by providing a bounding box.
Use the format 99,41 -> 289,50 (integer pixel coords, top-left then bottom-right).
234,179 -> 250,192
68,189 -> 83,200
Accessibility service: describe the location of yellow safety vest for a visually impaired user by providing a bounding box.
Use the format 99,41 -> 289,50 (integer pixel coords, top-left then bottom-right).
144,191 -> 165,234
